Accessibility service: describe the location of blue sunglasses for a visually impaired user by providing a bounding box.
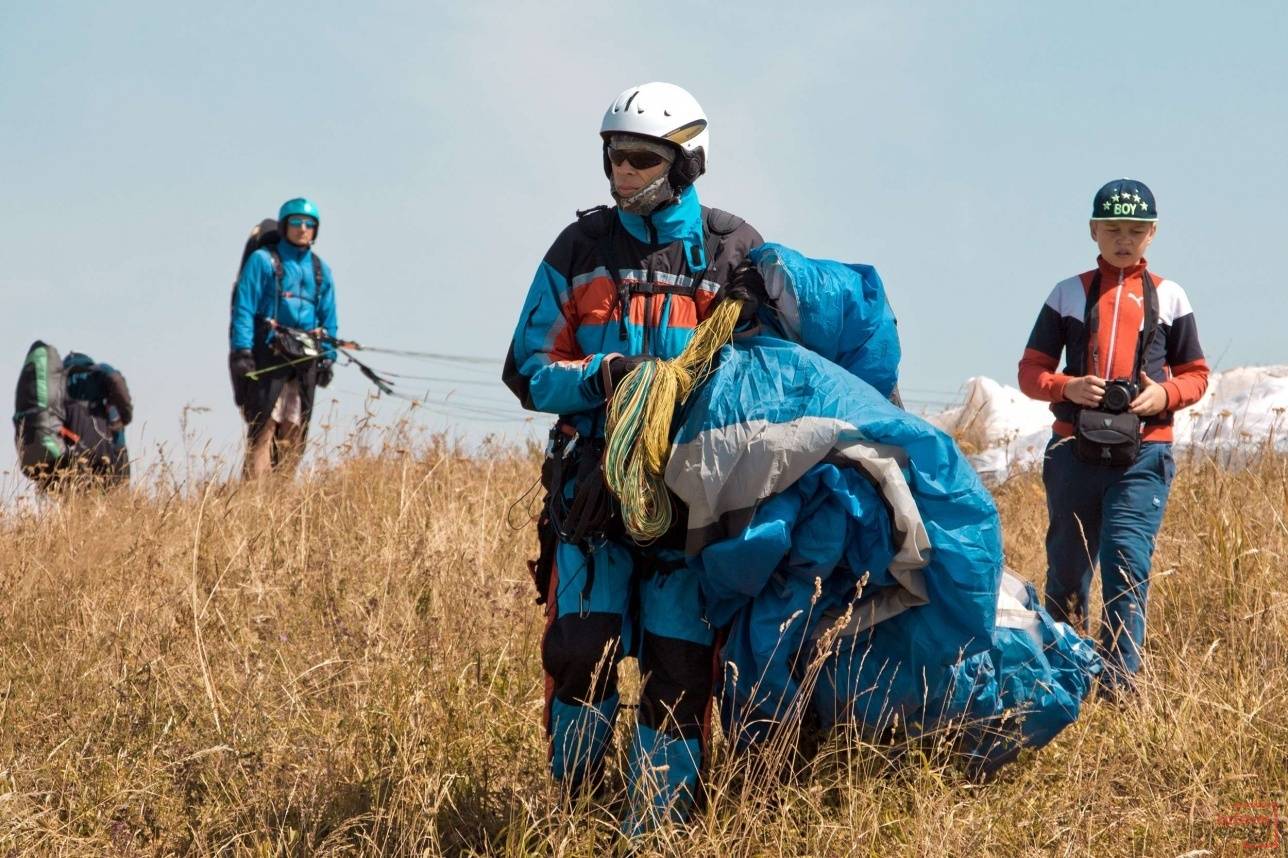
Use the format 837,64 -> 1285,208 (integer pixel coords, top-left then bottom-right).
286,216 -> 318,229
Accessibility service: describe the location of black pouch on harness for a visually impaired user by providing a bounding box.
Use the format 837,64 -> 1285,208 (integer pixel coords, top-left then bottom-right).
529,506 -> 558,606
561,438 -> 618,545
272,326 -> 321,361
527,424 -> 623,605
1074,408 -> 1142,466
528,425 -> 572,605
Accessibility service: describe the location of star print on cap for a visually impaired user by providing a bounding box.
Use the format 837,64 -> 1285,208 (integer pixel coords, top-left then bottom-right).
1091,178 -> 1157,221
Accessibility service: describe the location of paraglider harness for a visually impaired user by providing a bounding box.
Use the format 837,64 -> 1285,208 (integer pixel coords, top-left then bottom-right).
525,204 -> 740,607
528,418 -> 690,607
255,245 -> 327,373
230,217 -> 330,384
574,203 -> 745,343
529,418 -> 623,608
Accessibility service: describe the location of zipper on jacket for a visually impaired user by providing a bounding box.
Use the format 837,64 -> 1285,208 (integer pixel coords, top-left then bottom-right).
1103,268 -> 1124,377
642,215 -> 658,355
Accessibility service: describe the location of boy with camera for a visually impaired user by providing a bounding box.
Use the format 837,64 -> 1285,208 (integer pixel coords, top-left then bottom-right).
1018,179 -> 1208,695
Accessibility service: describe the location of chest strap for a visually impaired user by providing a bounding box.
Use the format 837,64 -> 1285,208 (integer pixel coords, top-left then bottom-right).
266,246 -> 325,308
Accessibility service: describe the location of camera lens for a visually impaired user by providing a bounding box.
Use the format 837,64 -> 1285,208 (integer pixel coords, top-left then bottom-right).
1102,384 -> 1130,412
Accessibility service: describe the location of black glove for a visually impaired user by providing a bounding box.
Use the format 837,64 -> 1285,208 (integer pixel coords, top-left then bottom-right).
228,350 -> 256,406
721,261 -> 768,324
317,359 -> 334,389
601,354 -> 654,399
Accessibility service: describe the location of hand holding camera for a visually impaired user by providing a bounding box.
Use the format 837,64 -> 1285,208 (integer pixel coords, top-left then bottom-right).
1128,371 -> 1167,416
1064,374 -> 1106,407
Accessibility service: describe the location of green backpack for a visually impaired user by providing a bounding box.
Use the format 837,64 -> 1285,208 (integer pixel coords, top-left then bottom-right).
13,340 -> 71,476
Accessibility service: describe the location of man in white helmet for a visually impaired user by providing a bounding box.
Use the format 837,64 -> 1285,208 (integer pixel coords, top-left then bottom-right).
503,82 -> 764,831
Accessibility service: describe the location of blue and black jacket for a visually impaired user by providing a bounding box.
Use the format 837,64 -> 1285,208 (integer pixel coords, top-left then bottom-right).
503,186 -> 762,436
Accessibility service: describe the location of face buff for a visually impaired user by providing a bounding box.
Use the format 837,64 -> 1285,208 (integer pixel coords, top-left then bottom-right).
609,134 -> 677,215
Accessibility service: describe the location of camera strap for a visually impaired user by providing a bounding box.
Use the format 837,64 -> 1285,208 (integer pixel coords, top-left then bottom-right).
1073,269 -> 1161,467
1082,270 -> 1160,382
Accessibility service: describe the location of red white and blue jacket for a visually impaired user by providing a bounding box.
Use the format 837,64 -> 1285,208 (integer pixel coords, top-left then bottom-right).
503,186 -> 762,435
1018,256 -> 1209,442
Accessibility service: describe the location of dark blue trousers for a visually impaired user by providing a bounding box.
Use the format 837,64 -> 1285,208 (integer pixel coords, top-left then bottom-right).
1041,437 -> 1175,689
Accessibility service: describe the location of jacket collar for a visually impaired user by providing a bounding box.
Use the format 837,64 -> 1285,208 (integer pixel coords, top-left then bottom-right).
1096,254 -> 1148,280
277,240 -> 313,262
616,185 -> 707,271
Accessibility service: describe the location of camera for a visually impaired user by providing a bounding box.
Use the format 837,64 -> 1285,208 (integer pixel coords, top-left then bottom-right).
1100,378 -> 1138,413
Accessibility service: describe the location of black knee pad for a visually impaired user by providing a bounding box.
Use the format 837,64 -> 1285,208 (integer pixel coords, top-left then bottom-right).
543,613 -> 623,704
638,631 -> 714,738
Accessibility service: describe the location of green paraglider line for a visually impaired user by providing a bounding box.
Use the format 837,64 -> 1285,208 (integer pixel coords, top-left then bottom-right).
243,354 -> 319,381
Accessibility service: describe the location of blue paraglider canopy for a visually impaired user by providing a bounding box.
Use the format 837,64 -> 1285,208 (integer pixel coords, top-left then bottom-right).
665,243 -> 1100,774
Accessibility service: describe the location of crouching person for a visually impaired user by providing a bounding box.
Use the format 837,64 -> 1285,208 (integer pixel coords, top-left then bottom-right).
1018,179 -> 1209,696
14,342 -> 132,491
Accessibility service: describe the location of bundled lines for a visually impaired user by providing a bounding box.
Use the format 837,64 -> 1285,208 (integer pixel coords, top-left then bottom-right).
603,359 -> 678,541
334,344 -> 497,366
604,299 -> 743,542
328,342 -> 400,398
325,335 -> 489,404
313,333 -> 533,425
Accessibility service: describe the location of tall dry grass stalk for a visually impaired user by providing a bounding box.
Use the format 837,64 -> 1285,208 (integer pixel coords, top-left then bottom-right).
1,433 -> 1285,856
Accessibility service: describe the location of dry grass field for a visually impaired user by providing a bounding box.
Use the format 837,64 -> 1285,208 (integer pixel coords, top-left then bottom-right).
1,431 -> 1285,856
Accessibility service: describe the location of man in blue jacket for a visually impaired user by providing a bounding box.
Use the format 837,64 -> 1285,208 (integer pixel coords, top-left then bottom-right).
502,82 -> 763,831
229,198 -> 338,478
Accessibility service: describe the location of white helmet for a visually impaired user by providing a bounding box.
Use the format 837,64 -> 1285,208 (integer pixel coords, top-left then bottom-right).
600,82 -> 709,188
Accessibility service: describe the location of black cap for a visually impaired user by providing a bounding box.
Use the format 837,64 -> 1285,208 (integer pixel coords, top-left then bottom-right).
1092,178 -> 1156,221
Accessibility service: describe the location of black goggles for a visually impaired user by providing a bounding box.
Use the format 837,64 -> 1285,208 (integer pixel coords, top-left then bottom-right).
608,148 -> 669,170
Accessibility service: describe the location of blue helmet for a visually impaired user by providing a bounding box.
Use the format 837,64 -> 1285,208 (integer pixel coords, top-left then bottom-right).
279,197 -> 319,222
278,197 -> 321,243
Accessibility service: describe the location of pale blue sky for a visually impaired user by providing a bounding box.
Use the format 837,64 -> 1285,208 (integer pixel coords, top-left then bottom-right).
2,1 -> 1285,482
